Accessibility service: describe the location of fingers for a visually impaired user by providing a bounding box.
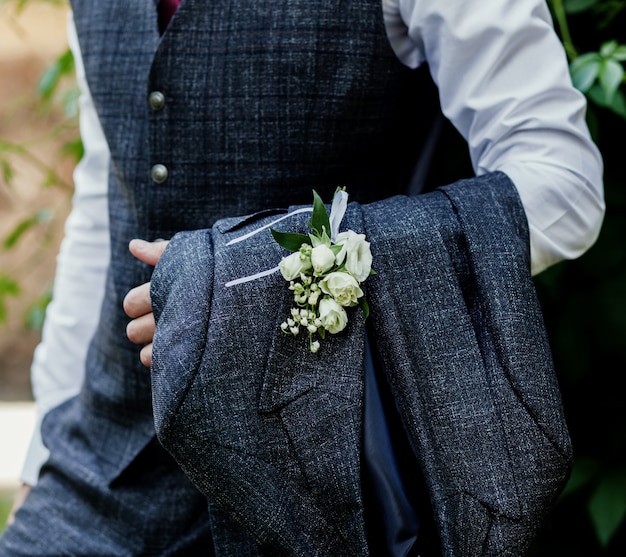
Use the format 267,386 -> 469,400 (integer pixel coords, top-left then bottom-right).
125,238 -> 168,368
126,312 -> 155,345
128,238 -> 169,267
140,343 -> 154,368
123,282 -> 152,319
7,483 -> 31,526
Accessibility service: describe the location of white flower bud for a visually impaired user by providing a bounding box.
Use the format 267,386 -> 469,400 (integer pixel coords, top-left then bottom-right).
280,322 -> 288,331
308,290 -> 320,306
311,244 -> 336,274
279,251 -> 312,281
290,326 -> 300,335
310,340 -> 321,353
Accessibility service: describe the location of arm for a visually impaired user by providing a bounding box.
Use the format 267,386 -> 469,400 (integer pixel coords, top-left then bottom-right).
19,12 -> 111,487
386,0 -> 604,274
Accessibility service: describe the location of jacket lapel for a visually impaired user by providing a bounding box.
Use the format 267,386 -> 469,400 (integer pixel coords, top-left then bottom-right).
257,203 -> 369,551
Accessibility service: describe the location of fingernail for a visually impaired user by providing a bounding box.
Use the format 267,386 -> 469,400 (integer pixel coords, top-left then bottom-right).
129,238 -> 148,250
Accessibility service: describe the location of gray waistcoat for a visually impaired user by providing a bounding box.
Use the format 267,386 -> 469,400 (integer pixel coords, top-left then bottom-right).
68,0 -> 440,481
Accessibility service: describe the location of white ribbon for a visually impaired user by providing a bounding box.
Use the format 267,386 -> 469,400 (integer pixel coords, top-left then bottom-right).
328,189 -> 348,242
224,190 -> 348,288
224,265 -> 281,287
225,207 -> 313,246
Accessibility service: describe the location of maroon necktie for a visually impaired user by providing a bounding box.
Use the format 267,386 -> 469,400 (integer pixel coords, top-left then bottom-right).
158,0 -> 182,33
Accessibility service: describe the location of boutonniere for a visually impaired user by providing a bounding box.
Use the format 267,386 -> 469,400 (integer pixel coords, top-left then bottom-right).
271,187 -> 374,353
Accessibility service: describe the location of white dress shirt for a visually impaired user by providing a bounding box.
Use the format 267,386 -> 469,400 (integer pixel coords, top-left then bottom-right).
20,0 -> 605,484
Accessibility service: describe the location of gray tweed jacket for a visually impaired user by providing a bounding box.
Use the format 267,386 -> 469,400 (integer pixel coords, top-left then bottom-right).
150,172 -> 572,557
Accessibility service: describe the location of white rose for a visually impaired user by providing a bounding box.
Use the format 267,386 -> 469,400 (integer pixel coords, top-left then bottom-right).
319,272 -> 363,307
311,244 -> 336,274
279,251 -> 312,281
318,298 -> 348,334
335,230 -> 373,282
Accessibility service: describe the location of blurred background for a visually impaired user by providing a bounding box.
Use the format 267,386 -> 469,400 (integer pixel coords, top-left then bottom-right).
0,0 -> 625,554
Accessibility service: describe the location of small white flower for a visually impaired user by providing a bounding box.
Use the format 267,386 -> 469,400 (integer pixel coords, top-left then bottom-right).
311,244 -> 336,274
290,326 -> 300,335
335,230 -> 373,282
310,340 -> 321,353
318,298 -> 348,334
319,271 -> 363,307
308,290 -> 320,305
307,324 -> 318,333
280,322 -> 288,331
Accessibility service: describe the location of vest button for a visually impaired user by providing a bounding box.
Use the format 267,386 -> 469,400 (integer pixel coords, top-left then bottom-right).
148,91 -> 166,110
151,164 -> 168,183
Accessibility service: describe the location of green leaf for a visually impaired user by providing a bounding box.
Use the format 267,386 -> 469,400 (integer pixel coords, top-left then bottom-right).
310,190 -> 331,238
3,210 -> 53,249
600,40 -> 619,58
608,89 -> 626,119
588,474 -> 626,547
563,0 -> 598,14
1,159 -> 13,185
25,287 -> 53,331
598,58 -> 624,102
561,456 -> 601,498
270,229 -> 310,252
0,274 -> 21,324
570,53 -> 602,92
588,84 -> 626,119
37,48 -> 74,101
60,137 -> 85,163
613,45 -> 626,62
359,297 -> 370,320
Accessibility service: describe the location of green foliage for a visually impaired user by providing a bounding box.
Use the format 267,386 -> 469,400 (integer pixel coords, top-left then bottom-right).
0,274 -> 20,324
0,0 -> 78,330
3,210 -> 52,249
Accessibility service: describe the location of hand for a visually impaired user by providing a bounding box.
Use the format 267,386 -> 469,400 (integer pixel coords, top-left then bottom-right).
7,483 -> 31,525
123,239 -> 169,367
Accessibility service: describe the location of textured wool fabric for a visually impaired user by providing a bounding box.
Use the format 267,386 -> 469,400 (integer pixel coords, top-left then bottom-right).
62,0 -> 440,489
150,172 -> 572,556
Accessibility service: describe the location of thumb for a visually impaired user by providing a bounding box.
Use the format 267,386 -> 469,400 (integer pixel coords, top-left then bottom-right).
129,238 -> 169,267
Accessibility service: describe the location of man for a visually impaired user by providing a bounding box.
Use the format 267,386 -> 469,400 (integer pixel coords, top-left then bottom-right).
1,0 -> 604,555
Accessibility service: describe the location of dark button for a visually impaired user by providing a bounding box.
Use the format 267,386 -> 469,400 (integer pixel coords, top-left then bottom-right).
148,91 -> 166,110
151,164 -> 168,183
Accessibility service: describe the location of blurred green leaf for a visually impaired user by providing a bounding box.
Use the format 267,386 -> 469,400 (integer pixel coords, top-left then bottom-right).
588,473 -> 626,547
25,286 -> 53,331
0,159 -> 13,185
598,58 -> 624,101
3,209 -> 53,249
562,457 -> 602,498
571,53 -> 602,92
60,137 -> 84,162
613,45 -> 626,62
37,48 -> 74,101
588,84 -> 626,118
0,274 -> 20,324
563,0 -> 599,13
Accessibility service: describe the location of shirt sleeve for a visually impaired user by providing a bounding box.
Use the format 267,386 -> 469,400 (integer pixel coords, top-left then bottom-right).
20,12 -> 111,485
385,0 -> 605,275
